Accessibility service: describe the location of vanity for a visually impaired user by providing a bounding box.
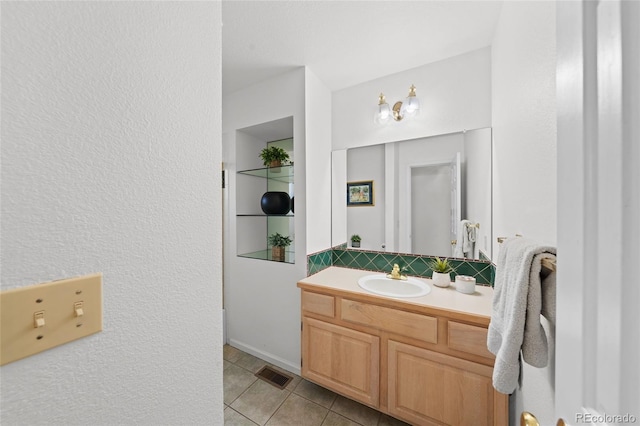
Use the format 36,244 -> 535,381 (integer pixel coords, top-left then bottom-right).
297,266 -> 508,426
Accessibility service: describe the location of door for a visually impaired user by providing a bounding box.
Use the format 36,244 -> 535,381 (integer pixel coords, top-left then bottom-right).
409,163 -> 452,255
556,0 -> 640,423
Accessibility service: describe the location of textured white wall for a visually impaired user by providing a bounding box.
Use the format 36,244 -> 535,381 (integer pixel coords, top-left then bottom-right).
491,1 -> 557,424
332,47 -> 492,151
1,3 -> 223,425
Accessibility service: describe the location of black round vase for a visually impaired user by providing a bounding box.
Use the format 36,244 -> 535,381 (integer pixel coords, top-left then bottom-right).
260,191 -> 291,215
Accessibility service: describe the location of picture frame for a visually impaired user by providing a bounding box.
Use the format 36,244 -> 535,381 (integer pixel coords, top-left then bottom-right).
347,181 -> 374,206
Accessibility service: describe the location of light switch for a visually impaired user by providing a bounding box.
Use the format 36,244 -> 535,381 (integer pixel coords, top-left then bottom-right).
34,311 -> 45,328
0,274 -> 102,366
74,302 -> 84,317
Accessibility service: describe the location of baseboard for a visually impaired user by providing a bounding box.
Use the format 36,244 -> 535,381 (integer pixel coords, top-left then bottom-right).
228,338 -> 301,376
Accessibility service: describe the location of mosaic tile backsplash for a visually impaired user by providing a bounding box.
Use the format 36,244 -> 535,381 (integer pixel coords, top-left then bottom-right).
307,245 -> 496,286
307,247 -> 333,275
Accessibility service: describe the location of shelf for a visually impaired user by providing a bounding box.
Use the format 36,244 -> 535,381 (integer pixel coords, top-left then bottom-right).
235,136 -> 294,264
237,165 -> 294,183
238,249 -> 295,264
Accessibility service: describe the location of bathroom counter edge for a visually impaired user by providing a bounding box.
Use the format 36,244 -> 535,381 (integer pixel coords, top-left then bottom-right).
298,266 -> 493,325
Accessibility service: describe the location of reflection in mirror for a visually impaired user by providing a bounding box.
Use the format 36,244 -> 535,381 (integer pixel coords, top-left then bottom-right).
341,128 -> 492,260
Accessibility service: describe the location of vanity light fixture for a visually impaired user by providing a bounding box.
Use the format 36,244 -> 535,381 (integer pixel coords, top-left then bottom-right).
375,84 -> 421,124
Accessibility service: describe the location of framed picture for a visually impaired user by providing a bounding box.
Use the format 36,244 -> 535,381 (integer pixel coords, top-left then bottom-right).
347,181 -> 374,206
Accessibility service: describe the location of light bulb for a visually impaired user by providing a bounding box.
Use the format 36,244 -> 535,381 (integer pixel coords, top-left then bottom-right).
400,85 -> 420,118
375,93 -> 391,124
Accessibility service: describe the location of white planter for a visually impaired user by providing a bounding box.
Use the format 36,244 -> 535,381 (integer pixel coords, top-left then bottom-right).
432,271 -> 452,288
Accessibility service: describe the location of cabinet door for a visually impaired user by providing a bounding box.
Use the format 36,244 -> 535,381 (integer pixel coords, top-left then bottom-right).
302,317 -> 379,407
388,340 -> 497,426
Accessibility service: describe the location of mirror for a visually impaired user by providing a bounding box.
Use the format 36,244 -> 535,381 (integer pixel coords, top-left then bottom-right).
338,127 -> 492,260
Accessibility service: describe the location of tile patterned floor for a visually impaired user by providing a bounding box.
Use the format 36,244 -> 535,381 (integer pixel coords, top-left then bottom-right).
223,345 -> 410,426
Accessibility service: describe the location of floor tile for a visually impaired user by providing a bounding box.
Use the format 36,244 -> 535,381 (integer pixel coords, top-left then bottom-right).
224,363 -> 258,405
293,380 -> 337,408
230,379 -> 290,425
265,393 -> 328,426
224,344 -> 243,363
320,411 -> 361,426
225,406 -> 259,426
330,395 -> 380,426
378,413 -> 411,426
224,360 -> 233,371
236,351 -> 268,373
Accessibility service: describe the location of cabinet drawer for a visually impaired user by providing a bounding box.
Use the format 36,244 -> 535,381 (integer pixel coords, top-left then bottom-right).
341,299 -> 437,344
302,291 -> 335,318
447,321 -> 494,359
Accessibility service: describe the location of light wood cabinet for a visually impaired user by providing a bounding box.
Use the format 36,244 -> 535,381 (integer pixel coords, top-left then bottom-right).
298,288 -> 508,426
447,321 -> 494,359
388,340 -> 495,426
302,317 -> 379,407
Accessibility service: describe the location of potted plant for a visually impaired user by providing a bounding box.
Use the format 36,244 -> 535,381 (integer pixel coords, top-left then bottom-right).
268,232 -> 292,262
350,234 -> 361,248
259,146 -> 290,168
429,257 -> 453,288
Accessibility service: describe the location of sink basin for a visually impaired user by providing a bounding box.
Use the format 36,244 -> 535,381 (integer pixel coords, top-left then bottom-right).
357,274 -> 431,298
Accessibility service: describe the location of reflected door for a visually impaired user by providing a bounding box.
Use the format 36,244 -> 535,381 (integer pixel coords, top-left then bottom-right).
410,163 -> 451,255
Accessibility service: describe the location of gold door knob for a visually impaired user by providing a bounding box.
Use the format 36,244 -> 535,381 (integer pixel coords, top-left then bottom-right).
521,412 -> 539,426
521,412 -> 566,426
451,239 -> 457,245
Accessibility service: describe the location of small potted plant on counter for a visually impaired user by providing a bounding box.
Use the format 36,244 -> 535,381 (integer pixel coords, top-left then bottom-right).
429,257 -> 453,288
350,234 -> 361,248
259,146 -> 290,168
268,232 -> 292,262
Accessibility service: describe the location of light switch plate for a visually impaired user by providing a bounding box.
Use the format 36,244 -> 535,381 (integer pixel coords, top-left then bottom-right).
1,273 -> 102,366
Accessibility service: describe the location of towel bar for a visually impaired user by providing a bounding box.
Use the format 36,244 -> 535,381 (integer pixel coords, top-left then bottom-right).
496,236 -> 557,272
540,258 -> 556,272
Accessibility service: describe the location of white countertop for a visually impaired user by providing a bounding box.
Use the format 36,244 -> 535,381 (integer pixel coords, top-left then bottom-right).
298,266 -> 495,320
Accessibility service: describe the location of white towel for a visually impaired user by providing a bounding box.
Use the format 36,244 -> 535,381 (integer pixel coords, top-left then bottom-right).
463,223 -> 477,255
454,220 -> 472,257
487,237 -> 557,394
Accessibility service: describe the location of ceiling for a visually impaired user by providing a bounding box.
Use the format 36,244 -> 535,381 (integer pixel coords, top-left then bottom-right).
222,1 -> 503,96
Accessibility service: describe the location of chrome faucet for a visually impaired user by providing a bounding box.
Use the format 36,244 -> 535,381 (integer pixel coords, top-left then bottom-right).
386,264 -> 407,280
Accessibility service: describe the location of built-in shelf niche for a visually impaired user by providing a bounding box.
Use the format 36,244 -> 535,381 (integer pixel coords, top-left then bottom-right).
235,117 -> 294,264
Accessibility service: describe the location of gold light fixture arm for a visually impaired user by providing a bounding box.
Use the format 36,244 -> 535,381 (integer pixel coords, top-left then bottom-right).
392,101 -> 404,121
